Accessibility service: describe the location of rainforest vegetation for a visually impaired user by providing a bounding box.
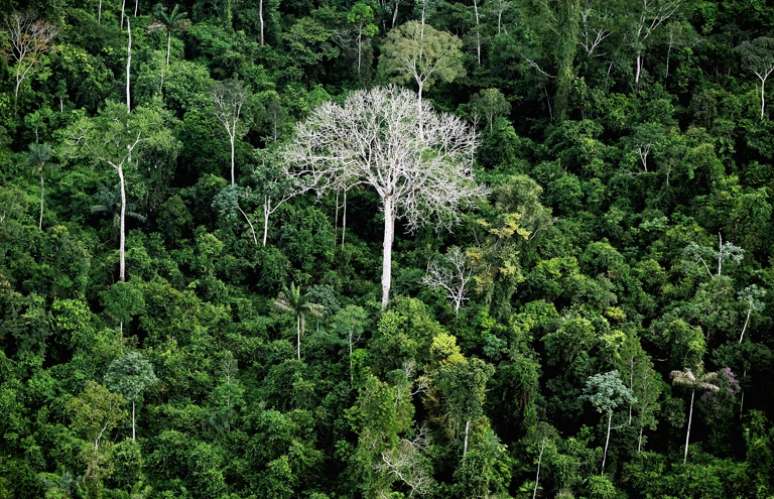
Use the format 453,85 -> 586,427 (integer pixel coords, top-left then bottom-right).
1,0 -> 774,497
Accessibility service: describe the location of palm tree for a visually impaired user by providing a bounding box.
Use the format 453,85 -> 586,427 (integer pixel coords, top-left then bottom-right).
274,283 -> 324,361
90,185 -> 147,228
149,4 -> 189,93
670,365 -> 720,464
27,143 -> 53,230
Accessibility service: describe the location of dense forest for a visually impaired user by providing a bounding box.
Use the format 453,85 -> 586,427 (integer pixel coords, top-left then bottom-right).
2,0 -> 774,497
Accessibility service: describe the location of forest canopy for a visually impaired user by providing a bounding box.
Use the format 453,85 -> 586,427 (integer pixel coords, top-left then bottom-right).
1,0 -> 774,497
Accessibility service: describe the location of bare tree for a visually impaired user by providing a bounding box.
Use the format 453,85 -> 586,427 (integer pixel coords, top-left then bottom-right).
422,246 -> 473,315
579,3 -> 611,58
378,429 -> 435,497
683,234 -> 744,278
283,86 -> 481,308
4,13 -> 57,109
631,0 -> 681,86
737,37 -> 774,120
671,366 -> 720,464
212,80 -> 250,186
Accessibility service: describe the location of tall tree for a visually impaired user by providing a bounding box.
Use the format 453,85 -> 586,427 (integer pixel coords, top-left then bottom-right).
670,366 -> 720,464
736,37 -> 774,120
104,352 -> 159,442
149,4 -> 190,94
737,285 -> 766,344
3,12 -> 57,109
347,2 -> 378,78
283,86 -> 481,308
274,283 -> 325,360
581,370 -> 635,473
630,0 -> 682,86
422,246 -> 474,315
61,102 -> 178,282
26,143 -> 53,230
212,79 -> 251,186
378,22 -> 465,122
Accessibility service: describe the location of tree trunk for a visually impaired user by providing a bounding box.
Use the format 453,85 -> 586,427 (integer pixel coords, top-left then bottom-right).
357,29 -> 363,76
635,53 -> 642,86
463,419 -> 470,457
131,400 -> 136,441
262,197 -> 270,246
601,410 -> 612,473
628,357 -> 634,425
259,0 -> 265,45
118,165 -> 127,282
134,0 -> 139,16
126,17 -> 132,113
349,329 -> 354,386
760,78 -> 766,120
296,315 -> 302,360
98,0 -> 102,23
229,135 -> 236,186
392,0 -> 400,27
381,196 -> 395,309
341,190 -> 347,247
637,425 -> 644,453
472,0 -> 481,65
160,33 -> 171,93
665,30 -> 673,80
38,174 -> 44,230
533,438 -> 545,499
683,389 -> 695,464
739,305 -> 752,343
416,80 -> 424,137
555,0 -> 580,120
121,0 -> 126,28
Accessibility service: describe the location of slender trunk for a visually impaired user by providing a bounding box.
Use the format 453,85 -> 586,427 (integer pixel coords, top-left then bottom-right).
739,305 -> 752,343
126,17 -> 132,113
717,233 -> 723,276
59,96 -> 64,112
628,358 -> 634,425
392,0 -> 399,27
229,135 -> 235,186
417,80 -> 424,137
601,410 -> 612,473
497,8 -> 502,35
341,190 -> 347,247
473,0 -> 481,65
118,165 -> 127,282
262,197 -> 270,246
259,0 -> 265,45
635,53 -> 642,86
760,79 -> 766,120
381,196 -> 394,309
131,400 -> 136,441
638,425 -> 644,453
98,0 -> 102,23
134,0 -> 138,17
121,0 -> 126,28
236,203 -> 258,246
14,74 -> 22,111
357,28 -> 363,76
38,174 -> 44,230
683,389 -> 695,464
349,329 -> 353,386
463,419 -> 470,457
334,190 -> 339,233
296,314 -> 302,360
665,30 -> 673,80
533,439 -> 545,499
160,33 -> 171,93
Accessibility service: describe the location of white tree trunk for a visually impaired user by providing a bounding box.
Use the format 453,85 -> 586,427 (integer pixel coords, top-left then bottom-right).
98,0 -> 102,23
134,0 -> 139,16
357,29 -> 363,76
533,439 -> 545,499
739,305 -> 752,343
601,410 -> 612,473
297,315 -> 302,360
683,389 -> 695,464
635,53 -> 642,86
463,419 -> 470,457
126,17 -> 132,113
638,425 -> 644,453
262,197 -> 270,246
381,196 -> 395,309
38,175 -> 44,230
230,135 -> 236,186
131,400 -> 136,441
118,165 -> 127,282
259,0 -> 265,45
349,329 -> 354,386
341,189 -> 347,247
160,33 -> 171,93
121,0 -> 126,27
760,78 -> 766,120
473,0 -> 481,65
